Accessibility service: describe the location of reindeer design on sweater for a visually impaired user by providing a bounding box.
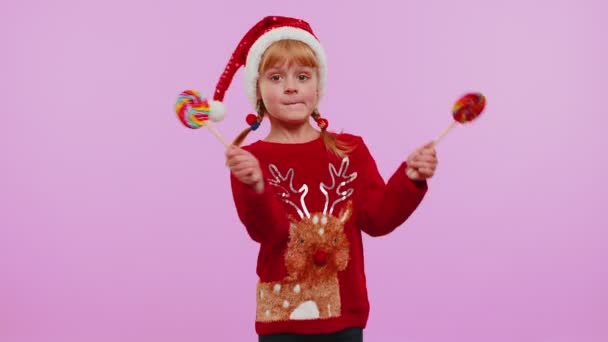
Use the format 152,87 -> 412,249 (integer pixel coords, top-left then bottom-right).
256,157 -> 358,322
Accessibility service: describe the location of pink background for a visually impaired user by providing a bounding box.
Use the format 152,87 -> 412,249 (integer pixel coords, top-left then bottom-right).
1,0 -> 607,341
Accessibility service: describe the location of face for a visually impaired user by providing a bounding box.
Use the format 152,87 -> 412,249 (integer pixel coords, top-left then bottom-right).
258,61 -> 319,127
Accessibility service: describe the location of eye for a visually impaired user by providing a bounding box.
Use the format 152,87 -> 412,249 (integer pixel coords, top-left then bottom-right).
270,74 -> 281,81
298,74 -> 310,81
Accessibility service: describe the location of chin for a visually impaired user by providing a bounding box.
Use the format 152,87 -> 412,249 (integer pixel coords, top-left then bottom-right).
275,114 -> 308,126
267,108 -> 312,126
284,118 -> 309,126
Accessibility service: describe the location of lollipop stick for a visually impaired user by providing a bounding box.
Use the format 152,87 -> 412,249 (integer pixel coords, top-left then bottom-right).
206,123 -> 229,148
434,120 -> 458,146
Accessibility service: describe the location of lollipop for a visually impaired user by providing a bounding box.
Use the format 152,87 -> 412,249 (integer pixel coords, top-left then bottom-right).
435,92 -> 486,145
175,90 -> 228,147
406,92 -> 486,179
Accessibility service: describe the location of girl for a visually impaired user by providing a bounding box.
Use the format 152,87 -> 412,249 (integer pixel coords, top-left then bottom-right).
213,16 -> 437,341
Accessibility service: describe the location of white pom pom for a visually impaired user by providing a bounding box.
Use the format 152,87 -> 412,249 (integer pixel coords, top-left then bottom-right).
209,100 -> 226,122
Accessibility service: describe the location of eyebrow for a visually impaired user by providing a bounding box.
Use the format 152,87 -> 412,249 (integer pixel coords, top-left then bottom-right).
265,65 -> 314,73
294,66 -> 314,72
296,68 -> 313,73
264,68 -> 282,74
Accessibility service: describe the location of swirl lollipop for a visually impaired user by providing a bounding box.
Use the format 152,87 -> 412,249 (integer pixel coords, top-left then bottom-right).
175,90 -> 228,147
435,92 -> 486,145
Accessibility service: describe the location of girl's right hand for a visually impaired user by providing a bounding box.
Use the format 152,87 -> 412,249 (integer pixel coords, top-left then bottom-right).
225,145 -> 264,194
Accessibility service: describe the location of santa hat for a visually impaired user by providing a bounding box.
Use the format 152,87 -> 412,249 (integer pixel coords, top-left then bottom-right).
206,16 -> 327,122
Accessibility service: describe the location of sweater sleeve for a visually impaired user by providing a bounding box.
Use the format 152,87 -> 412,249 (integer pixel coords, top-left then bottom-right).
230,167 -> 291,245
355,137 -> 428,237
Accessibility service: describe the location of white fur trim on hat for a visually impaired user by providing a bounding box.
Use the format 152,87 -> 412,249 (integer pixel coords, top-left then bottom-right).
208,100 -> 226,122
243,26 -> 327,109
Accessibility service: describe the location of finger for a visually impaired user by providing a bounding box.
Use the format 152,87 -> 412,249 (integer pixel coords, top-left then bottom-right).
231,160 -> 257,173
411,160 -> 437,171
408,148 -> 435,166
418,168 -> 434,178
231,161 -> 258,174
407,159 -> 428,169
226,154 -> 255,168
419,146 -> 437,156
418,150 -> 434,159
415,141 -> 434,153
406,167 -> 420,179
249,171 -> 262,184
226,158 -> 240,169
418,160 -> 437,170
420,146 -> 436,155
233,168 -> 255,182
415,147 -> 435,160
228,147 -> 251,159
226,154 -> 247,167
244,171 -> 263,185
225,145 -> 240,157
408,157 -> 422,165
227,150 -> 245,160
408,153 -> 423,164
408,161 -> 425,169
416,155 -> 437,164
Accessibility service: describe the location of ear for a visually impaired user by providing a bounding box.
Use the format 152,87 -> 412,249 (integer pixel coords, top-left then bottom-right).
256,80 -> 262,99
290,222 -> 296,234
338,201 -> 353,223
288,215 -> 298,234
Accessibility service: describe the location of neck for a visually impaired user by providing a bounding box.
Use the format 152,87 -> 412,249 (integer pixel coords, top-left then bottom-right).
264,119 -> 321,144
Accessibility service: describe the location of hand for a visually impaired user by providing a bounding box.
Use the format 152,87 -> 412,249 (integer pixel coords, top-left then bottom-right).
225,145 -> 264,193
406,142 -> 438,181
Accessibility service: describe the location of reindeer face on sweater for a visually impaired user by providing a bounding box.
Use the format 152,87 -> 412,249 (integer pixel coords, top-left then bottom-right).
255,157 -> 358,322
285,204 -> 351,282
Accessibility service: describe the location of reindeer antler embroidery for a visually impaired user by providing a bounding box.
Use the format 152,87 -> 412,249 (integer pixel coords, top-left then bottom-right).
268,164 -> 310,219
320,157 -> 358,216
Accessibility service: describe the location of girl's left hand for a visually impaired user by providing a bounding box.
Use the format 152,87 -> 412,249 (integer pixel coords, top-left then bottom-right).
406,142 -> 438,180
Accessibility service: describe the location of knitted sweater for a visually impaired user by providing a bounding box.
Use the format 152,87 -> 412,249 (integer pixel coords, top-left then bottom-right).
230,133 -> 427,336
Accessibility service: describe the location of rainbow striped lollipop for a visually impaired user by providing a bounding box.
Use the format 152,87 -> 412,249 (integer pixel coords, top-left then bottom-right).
175,90 -> 228,147
176,90 -> 211,128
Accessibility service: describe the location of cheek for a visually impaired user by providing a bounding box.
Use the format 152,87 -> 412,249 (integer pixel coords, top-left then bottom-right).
334,250 -> 349,270
259,84 -> 280,104
286,250 -> 306,272
303,84 -> 319,103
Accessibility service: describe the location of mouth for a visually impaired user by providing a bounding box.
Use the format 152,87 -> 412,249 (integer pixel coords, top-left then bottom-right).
282,101 -> 304,106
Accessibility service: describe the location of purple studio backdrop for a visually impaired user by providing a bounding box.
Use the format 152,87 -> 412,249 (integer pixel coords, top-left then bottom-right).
1,0 -> 607,341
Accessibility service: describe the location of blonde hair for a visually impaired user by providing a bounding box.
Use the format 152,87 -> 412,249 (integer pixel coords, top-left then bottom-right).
232,39 -> 353,158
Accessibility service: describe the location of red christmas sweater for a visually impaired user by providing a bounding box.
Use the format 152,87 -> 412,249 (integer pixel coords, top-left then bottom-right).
230,133 -> 427,336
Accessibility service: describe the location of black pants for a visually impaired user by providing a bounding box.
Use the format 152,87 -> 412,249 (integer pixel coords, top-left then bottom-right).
259,327 -> 363,342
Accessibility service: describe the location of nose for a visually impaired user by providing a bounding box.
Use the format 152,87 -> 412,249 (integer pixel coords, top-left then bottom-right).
284,77 -> 298,94
313,250 -> 328,266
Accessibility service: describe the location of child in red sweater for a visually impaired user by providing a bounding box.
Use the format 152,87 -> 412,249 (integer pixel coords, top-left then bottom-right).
213,16 -> 437,341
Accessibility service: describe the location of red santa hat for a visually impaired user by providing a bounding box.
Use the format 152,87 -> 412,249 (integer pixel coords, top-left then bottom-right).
206,16 -> 327,122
